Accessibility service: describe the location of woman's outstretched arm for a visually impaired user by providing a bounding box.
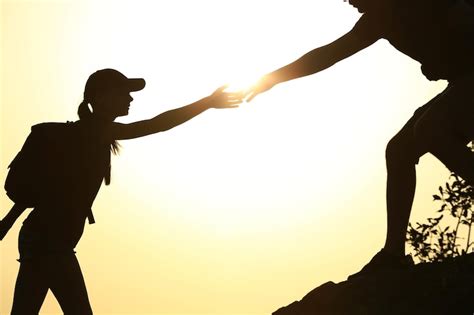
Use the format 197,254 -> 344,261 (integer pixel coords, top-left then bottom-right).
108,86 -> 242,140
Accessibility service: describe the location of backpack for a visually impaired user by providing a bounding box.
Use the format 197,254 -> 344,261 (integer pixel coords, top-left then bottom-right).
5,122 -> 96,224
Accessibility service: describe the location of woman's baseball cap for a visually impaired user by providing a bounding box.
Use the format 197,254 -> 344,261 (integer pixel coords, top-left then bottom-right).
84,68 -> 146,101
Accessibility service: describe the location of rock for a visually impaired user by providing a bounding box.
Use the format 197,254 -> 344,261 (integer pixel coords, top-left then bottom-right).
273,253 -> 474,315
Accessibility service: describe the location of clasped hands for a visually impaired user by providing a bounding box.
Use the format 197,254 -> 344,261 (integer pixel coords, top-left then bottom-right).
207,74 -> 277,109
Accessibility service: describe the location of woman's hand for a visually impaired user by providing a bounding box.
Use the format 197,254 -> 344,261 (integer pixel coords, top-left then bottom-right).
0,204 -> 27,241
205,85 -> 244,109
0,219 -> 14,241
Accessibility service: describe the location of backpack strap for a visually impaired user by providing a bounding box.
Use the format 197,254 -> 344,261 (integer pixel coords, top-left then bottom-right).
87,209 -> 95,224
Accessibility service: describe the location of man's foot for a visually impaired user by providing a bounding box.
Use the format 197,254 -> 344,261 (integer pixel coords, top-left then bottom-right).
347,249 -> 414,280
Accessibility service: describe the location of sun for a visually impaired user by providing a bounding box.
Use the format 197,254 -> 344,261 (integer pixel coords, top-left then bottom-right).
224,72 -> 262,95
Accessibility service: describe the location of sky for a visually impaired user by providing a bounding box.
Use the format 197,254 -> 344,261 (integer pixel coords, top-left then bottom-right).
1,0 -> 450,314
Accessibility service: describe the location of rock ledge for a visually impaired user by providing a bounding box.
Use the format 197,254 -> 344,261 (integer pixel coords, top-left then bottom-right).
273,253 -> 474,315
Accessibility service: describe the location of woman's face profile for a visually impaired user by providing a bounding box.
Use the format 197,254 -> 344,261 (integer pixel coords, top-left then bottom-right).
94,88 -> 134,119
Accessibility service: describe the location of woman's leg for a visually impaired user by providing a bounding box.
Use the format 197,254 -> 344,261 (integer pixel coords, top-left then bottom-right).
11,253 -> 93,315
46,253 -> 93,315
11,260 -> 49,315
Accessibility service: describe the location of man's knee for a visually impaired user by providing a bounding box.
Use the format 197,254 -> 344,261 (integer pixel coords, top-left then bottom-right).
413,117 -> 442,153
386,132 -> 418,167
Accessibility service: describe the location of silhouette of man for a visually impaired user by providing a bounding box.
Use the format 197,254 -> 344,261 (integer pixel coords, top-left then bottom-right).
246,0 -> 474,278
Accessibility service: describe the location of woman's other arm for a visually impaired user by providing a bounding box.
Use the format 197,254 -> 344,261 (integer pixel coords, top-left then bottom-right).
0,204 -> 28,240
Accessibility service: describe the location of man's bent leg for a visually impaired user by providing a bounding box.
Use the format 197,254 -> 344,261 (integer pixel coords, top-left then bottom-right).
348,102 -> 433,279
414,77 -> 474,186
383,110 -> 426,257
383,74 -> 474,258
429,137 -> 474,184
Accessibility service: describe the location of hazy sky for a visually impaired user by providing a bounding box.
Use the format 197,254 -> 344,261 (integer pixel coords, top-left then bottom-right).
1,0 -> 449,314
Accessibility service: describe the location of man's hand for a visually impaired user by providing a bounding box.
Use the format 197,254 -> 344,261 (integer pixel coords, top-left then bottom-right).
206,85 -> 244,109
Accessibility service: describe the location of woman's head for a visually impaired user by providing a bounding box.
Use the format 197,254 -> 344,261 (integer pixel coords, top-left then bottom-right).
78,69 -> 145,120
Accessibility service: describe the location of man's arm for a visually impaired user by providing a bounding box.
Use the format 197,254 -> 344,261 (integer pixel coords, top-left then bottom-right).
247,16 -> 382,100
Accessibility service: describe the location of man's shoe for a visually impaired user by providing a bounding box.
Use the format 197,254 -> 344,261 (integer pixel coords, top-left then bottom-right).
348,249 -> 414,280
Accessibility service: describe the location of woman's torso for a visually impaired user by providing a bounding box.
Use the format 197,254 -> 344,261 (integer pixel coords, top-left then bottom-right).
21,119 -> 111,255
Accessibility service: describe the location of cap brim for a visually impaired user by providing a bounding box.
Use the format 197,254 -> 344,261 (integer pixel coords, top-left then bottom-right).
126,78 -> 146,92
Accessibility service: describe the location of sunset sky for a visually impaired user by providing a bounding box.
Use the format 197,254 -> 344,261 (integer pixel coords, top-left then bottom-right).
1,0 -> 450,314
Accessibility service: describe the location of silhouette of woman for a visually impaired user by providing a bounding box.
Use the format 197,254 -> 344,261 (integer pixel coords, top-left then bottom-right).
1,68 -> 242,314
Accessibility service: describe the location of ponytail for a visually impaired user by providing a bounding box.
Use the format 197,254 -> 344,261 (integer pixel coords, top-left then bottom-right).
105,141 -> 121,186
77,99 -> 93,120
77,99 -> 120,186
